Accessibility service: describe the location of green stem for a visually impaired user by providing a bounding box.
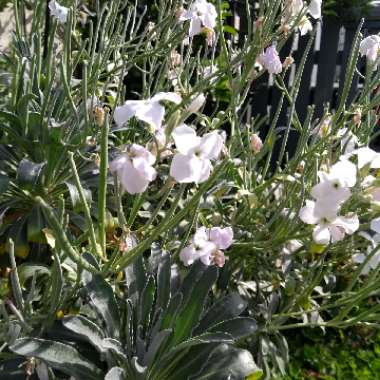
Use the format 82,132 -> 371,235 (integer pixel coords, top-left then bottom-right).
98,114 -> 110,256
68,151 -> 100,259
36,196 -> 99,274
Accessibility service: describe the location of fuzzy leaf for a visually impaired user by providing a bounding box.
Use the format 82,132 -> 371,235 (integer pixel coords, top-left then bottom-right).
190,343 -> 261,380
209,317 -> 257,340
170,266 -> 218,346
63,316 -> 105,352
194,292 -> 247,335
105,367 -> 125,380
83,273 -> 120,339
10,338 -> 103,380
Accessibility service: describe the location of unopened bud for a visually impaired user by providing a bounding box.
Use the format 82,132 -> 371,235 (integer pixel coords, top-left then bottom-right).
204,27 -> 215,46
187,93 -> 206,113
175,7 -> 185,19
353,108 -> 362,126
170,50 -> 182,67
250,133 -> 263,153
94,106 -> 105,127
283,56 -> 294,70
255,17 -> 264,30
279,23 -> 291,36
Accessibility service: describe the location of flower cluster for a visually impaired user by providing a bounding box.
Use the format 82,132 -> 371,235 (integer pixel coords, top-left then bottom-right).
49,0 -> 68,23
179,226 -> 233,267
299,160 -> 359,244
179,0 -> 217,42
110,92 -> 224,194
282,0 -> 322,36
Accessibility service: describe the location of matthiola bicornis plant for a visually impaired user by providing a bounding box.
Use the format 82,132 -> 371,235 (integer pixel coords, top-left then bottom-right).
170,124 -> 224,183
299,160 -> 359,244
48,0 -> 69,23
180,226 -> 233,267
179,0 -> 217,38
109,144 -> 157,194
258,45 -> 283,75
359,35 -> 380,62
114,92 -> 182,130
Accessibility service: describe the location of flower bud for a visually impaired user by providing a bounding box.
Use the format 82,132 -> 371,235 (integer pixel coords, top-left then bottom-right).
283,56 -> 294,70
353,108 -> 362,126
94,106 -> 105,127
250,133 -> 263,153
170,50 -> 182,67
187,93 -> 206,114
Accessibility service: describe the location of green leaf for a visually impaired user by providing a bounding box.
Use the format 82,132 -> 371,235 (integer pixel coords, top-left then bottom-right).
27,206 -> 46,243
83,273 -> 120,339
16,159 -> 45,188
63,316 -> 105,352
49,251 -> 63,315
65,181 -> 92,212
0,174 -> 9,193
139,275 -> 155,328
105,367 -> 125,380
209,317 -> 257,340
170,266 -> 218,346
17,264 -> 50,287
223,25 -> 238,36
10,338 -> 103,380
194,293 -> 247,335
190,344 -> 262,380
156,254 -> 171,311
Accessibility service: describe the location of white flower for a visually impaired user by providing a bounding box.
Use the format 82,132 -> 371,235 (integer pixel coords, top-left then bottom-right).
186,93 -> 206,114
114,92 -> 182,130
281,239 -> 303,273
336,128 -> 358,154
250,133 -> 263,153
179,0 -> 217,37
299,16 -> 313,36
170,124 -> 224,183
283,0 -> 304,21
308,0 -> 322,19
311,160 -> 357,208
109,144 -> 157,194
49,0 -> 69,23
257,46 -> 283,75
299,200 -> 359,244
359,35 -> 380,62
353,248 -> 380,276
347,147 -> 380,169
179,226 -> 233,267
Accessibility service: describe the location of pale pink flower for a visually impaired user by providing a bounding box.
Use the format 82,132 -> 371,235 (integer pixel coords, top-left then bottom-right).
250,133 -> 263,153
170,124 -> 224,184
179,226 -> 233,267
359,35 -> 380,62
49,0 -> 69,23
308,0 -> 322,19
109,144 -> 157,194
299,200 -> 359,244
179,0 -> 217,38
114,92 -> 182,131
258,46 -> 283,75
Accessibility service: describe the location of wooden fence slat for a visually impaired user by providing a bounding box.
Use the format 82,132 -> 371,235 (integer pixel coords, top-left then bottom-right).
313,20 -> 341,119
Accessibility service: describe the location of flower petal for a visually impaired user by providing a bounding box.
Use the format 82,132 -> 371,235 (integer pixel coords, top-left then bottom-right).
210,227 -> 233,250
179,245 -> 200,266
118,158 -> 150,194
152,92 -> 182,104
199,132 -> 224,160
299,200 -> 319,225
170,153 -> 203,183
114,101 -> 141,127
312,225 -> 331,245
172,124 -> 201,155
